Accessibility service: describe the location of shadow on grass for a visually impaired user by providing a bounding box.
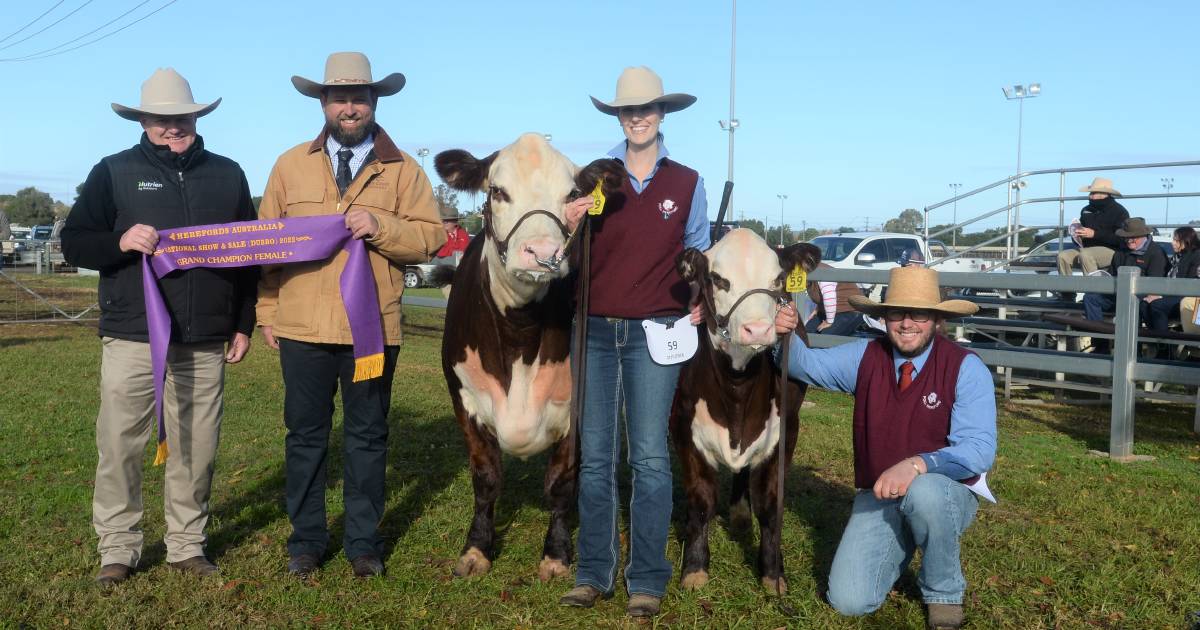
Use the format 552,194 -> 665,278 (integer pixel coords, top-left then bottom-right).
1014,399 -> 1197,452
0,335 -> 66,347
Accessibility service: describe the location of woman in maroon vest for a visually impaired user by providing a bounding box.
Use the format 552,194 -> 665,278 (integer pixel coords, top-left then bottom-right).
559,66 -> 711,618
775,266 -> 997,630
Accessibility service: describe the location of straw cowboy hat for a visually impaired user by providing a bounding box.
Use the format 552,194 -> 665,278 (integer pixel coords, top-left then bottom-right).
590,66 -> 696,115
848,266 -> 978,318
111,68 -> 221,121
1115,217 -> 1153,238
292,52 -> 405,98
1079,177 -> 1122,197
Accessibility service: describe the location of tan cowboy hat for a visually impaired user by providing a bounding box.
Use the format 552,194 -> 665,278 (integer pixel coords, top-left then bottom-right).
292,52 -> 406,98
590,66 -> 696,115
111,68 -> 221,121
1115,217 -> 1153,238
848,266 -> 978,318
1079,177 -> 1122,197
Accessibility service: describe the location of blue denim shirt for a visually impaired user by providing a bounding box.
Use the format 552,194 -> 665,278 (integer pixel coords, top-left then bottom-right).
777,334 -> 997,479
607,134 -> 710,251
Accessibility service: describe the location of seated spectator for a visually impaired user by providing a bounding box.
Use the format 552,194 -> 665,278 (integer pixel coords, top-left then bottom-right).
1082,218 -> 1169,336
1058,177 -> 1129,300
806,262 -> 865,336
1144,226 -> 1200,332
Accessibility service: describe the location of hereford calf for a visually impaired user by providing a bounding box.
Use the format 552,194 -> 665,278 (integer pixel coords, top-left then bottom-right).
435,134 -> 622,580
670,229 -> 820,593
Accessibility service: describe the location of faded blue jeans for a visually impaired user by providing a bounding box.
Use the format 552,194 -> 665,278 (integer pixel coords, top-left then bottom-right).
574,316 -> 681,597
826,473 -> 979,614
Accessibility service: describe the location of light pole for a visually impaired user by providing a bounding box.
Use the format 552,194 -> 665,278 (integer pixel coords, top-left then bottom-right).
416,147 -> 430,170
777,194 -> 787,246
543,134 -> 552,143
1161,177 -> 1174,224
949,183 -> 962,249
1002,82 -> 1040,258
718,0 -> 738,214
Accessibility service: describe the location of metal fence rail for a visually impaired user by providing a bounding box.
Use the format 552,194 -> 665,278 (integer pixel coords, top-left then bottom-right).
810,267 -> 1200,460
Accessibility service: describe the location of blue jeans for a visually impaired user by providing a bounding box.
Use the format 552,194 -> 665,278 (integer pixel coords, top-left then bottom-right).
827,473 -> 979,614
1083,293 -> 1151,324
575,316 -> 681,597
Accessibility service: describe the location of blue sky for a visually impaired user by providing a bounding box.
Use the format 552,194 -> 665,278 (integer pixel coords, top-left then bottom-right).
2,0 -> 1198,233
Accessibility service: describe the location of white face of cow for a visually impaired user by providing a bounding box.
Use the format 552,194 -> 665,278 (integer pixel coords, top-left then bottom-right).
704,230 -> 786,369
484,133 -> 578,286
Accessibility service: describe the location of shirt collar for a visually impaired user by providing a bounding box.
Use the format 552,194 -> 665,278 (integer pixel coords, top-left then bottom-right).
325,132 -> 374,156
893,337 -> 936,374
606,132 -> 669,165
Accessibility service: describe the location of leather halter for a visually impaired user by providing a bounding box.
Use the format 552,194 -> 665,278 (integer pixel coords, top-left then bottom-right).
711,288 -> 792,341
482,200 -> 573,269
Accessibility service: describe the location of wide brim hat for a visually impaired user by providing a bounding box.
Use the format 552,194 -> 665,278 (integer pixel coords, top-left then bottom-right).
292,51 -> 406,98
590,66 -> 696,116
1115,217 -> 1152,238
439,207 -> 461,221
848,266 -> 978,318
1079,177 -> 1122,197
112,68 -> 220,121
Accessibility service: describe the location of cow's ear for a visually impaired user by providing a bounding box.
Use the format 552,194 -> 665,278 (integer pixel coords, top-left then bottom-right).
778,243 -> 821,274
676,247 -> 709,284
576,158 -> 625,198
434,149 -> 498,192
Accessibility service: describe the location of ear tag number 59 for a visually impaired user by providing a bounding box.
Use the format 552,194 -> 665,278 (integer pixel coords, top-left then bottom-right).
785,266 -> 807,293
588,181 -> 606,216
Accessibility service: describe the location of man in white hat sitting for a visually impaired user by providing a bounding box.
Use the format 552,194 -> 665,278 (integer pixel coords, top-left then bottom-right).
256,52 -> 444,579
774,266 -> 996,630
1057,177 -> 1130,300
62,68 -> 258,587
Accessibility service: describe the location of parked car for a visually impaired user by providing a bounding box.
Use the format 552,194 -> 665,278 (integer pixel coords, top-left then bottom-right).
404,263 -> 439,288
808,232 -> 993,301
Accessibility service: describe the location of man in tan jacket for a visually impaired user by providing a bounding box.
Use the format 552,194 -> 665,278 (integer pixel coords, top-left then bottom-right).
257,52 -> 444,579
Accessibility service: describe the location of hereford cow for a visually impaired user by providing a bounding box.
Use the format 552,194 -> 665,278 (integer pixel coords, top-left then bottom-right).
670,229 -> 821,593
435,134 -> 623,580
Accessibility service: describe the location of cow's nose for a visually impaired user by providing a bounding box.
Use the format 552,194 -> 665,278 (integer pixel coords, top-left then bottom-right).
740,320 -> 774,345
522,238 -> 565,270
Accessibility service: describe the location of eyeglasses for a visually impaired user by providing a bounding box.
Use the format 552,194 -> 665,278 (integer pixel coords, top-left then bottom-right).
884,309 -> 933,323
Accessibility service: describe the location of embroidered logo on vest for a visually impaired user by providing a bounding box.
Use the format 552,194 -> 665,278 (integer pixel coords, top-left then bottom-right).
658,198 -> 678,220
137,180 -> 163,192
922,392 -> 942,410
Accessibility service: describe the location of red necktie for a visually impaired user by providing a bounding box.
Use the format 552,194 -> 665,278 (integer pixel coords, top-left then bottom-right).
898,361 -> 915,392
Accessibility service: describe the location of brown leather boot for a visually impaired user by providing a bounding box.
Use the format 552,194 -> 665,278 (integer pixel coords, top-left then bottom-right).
626,594 -> 662,617
559,584 -> 610,608
927,603 -> 964,629
95,563 -> 131,588
168,556 -> 219,576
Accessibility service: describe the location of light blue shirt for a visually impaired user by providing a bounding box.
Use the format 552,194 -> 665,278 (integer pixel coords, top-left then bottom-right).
326,133 -> 375,181
777,334 -> 997,480
607,134 -> 710,251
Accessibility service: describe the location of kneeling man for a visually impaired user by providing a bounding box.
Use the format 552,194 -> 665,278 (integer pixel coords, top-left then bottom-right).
775,266 -> 996,630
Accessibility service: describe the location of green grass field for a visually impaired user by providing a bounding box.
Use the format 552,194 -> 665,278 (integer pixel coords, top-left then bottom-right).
1,305 -> 1198,628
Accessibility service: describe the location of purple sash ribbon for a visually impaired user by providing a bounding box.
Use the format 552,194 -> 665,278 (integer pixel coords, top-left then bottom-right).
142,215 -> 384,465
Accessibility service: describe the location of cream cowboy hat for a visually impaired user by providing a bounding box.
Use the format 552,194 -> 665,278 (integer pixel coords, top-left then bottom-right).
590,66 -> 696,116
848,266 -> 978,318
111,68 -> 221,121
292,52 -> 406,98
1079,177 -> 1122,197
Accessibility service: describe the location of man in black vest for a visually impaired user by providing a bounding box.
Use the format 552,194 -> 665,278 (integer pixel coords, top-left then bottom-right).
62,68 -> 257,588
774,266 -> 997,630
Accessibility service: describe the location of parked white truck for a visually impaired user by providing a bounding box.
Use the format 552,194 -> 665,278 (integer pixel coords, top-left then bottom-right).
807,231 -> 992,299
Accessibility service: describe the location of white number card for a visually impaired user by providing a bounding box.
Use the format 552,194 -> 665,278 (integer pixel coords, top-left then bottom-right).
642,316 -> 699,365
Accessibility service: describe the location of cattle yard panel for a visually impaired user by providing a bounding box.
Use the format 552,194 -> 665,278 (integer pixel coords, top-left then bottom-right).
808,267 -> 1200,459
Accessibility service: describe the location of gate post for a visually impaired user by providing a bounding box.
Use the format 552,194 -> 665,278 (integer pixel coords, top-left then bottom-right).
1109,267 -> 1139,459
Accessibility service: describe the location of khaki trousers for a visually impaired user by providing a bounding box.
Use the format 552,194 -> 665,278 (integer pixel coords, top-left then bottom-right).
1057,246 -> 1116,276
92,337 -> 225,566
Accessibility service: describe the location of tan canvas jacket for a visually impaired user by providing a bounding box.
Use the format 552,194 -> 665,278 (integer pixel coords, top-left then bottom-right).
256,126 -> 445,345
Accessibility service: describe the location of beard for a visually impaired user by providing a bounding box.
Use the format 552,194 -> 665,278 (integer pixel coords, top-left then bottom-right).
889,325 -> 937,358
325,112 -> 376,146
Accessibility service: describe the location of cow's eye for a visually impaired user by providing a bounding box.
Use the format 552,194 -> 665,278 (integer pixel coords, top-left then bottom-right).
567,188 -> 583,201
489,185 -> 510,202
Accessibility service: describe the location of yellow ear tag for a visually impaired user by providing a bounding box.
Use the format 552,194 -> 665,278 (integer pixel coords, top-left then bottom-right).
588,180 -> 606,216
785,266 -> 806,293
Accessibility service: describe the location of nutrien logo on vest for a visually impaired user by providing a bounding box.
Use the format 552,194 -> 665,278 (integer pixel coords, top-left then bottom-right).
137,180 -> 163,192
658,198 -> 678,220
922,392 -> 942,410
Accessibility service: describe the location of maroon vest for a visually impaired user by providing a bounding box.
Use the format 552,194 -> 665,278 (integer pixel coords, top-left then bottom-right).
588,159 -> 698,318
852,335 -> 979,489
